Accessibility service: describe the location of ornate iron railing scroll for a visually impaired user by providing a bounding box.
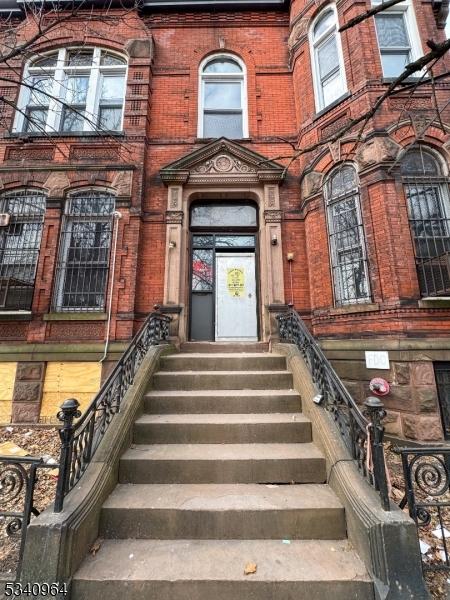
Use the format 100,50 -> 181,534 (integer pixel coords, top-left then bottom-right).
54,310 -> 171,512
277,308 -> 390,510
0,456 -> 54,575
397,447 -> 450,572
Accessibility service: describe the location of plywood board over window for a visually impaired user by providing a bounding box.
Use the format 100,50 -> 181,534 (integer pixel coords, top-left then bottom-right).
40,362 -> 101,421
0,363 -> 17,423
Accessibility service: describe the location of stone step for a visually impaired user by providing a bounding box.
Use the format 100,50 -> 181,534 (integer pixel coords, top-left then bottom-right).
72,539 -> 373,600
151,371 -> 293,391
159,353 -> 286,372
100,483 -> 346,540
133,413 -> 311,444
119,443 -> 326,484
180,342 -> 269,353
144,389 -> 301,414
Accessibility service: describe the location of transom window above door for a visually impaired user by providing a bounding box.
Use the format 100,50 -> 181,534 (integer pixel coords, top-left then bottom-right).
14,47 -> 127,134
198,54 -> 248,139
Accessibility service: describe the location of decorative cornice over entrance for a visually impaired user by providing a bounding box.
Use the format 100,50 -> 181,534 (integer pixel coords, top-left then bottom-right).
160,138 -> 285,186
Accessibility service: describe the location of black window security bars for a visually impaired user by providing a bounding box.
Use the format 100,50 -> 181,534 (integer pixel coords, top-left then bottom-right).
325,165 -> 371,306
0,190 -> 46,311
277,308 -> 390,510
54,310 -> 171,512
401,148 -> 450,297
0,456 -> 55,576
52,191 -> 115,312
397,447 -> 450,572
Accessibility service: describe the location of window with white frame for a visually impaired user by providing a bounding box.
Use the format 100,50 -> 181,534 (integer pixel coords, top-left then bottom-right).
199,54 -> 247,139
325,165 -> 371,305
0,190 -> 46,311
14,48 -> 127,134
52,191 -> 115,312
401,147 -> 450,297
373,0 -> 422,78
310,6 -> 347,111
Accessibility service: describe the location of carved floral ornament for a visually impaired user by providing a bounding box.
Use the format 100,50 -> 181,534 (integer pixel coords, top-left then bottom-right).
192,154 -> 257,175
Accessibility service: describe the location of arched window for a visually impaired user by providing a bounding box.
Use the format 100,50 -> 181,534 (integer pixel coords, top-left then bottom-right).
53,191 -> 115,312
0,190 -> 46,310
198,54 -> 247,139
14,48 -> 127,134
401,147 -> 450,297
325,165 -> 371,305
310,6 -> 347,111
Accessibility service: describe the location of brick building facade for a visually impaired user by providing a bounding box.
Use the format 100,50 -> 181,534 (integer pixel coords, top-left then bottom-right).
0,0 -> 449,440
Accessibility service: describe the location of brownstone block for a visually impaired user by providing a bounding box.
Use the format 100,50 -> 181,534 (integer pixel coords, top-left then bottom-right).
15,362 -> 45,381
381,385 -> 413,412
393,363 -> 410,385
13,381 -> 42,403
402,415 -> 443,441
411,362 -> 435,386
415,388 -> 438,413
383,411 -> 402,436
11,402 -> 40,424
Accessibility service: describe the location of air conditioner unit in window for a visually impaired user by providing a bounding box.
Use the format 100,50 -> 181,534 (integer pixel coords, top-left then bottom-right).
0,214 -> 10,227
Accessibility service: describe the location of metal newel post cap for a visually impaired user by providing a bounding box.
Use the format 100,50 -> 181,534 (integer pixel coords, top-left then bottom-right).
364,396 -> 384,410
58,398 -> 81,423
60,398 -> 80,411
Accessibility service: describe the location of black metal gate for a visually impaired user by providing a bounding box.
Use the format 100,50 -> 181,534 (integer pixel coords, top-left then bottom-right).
434,362 -> 450,439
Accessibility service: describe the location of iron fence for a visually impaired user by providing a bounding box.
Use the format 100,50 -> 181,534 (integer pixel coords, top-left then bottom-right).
0,456 -> 55,576
397,446 -> 450,572
277,308 -> 390,510
54,310 -> 171,512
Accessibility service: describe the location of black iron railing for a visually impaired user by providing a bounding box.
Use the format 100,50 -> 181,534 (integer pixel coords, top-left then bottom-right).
0,456 -> 55,575
54,310 -> 171,512
277,308 -> 390,510
397,447 -> 450,572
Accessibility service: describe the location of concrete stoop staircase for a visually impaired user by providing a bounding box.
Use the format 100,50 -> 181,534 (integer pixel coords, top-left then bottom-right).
72,346 -> 374,600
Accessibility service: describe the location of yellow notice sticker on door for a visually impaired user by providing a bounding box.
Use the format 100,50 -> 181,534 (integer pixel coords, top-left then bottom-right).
227,268 -> 245,297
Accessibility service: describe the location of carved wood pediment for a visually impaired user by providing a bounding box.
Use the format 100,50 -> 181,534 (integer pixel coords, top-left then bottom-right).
160,138 -> 285,185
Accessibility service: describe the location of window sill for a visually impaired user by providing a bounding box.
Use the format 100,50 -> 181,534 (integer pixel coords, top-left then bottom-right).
0,311 -> 32,321
313,91 -> 352,121
381,76 -> 422,85
194,137 -> 252,143
43,312 -> 108,321
6,131 -> 126,140
418,298 -> 450,309
327,302 -> 380,316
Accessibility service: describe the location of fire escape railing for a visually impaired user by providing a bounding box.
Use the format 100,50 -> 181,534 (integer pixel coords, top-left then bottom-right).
54,310 -> 171,512
277,308 -> 390,510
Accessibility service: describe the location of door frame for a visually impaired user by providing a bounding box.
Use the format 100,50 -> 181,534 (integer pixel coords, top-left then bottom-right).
188,230 -> 261,342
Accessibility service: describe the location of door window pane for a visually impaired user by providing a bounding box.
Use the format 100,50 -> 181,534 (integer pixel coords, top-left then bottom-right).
192,249 -> 213,291
192,235 -> 214,248
215,235 -> 255,247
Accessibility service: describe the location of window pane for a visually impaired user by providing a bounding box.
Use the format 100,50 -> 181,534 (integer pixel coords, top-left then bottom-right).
24,108 -> 48,132
329,166 -> 357,197
67,50 -> 93,66
380,51 -> 410,77
314,10 -> 335,39
204,82 -> 241,110
192,235 -> 214,247
100,75 -> 125,101
69,193 -> 115,216
322,72 -> 343,106
61,107 -> 86,132
100,52 -> 126,66
204,59 -> 242,73
99,107 -> 122,131
317,35 -> 339,80
375,14 -> 409,47
31,54 -> 58,69
334,250 -> 369,303
401,150 -> 441,177
215,235 -> 255,247
191,204 -> 257,228
64,76 -> 89,104
192,249 -> 213,291
204,112 -> 243,138
29,76 -> 52,106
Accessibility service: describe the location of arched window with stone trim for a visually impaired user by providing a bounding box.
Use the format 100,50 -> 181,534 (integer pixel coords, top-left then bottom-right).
310,6 -> 347,111
14,47 -> 127,134
0,189 -> 46,311
198,54 -> 248,139
401,147 -> 450,297
52,190 -> 116,312
325,164 -> 371,305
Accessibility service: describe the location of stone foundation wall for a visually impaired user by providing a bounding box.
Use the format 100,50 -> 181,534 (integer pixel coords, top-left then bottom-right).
321,338 -> 450,442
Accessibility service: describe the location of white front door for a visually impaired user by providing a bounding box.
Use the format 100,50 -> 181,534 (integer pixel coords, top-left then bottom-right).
215,252 -> 258,341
